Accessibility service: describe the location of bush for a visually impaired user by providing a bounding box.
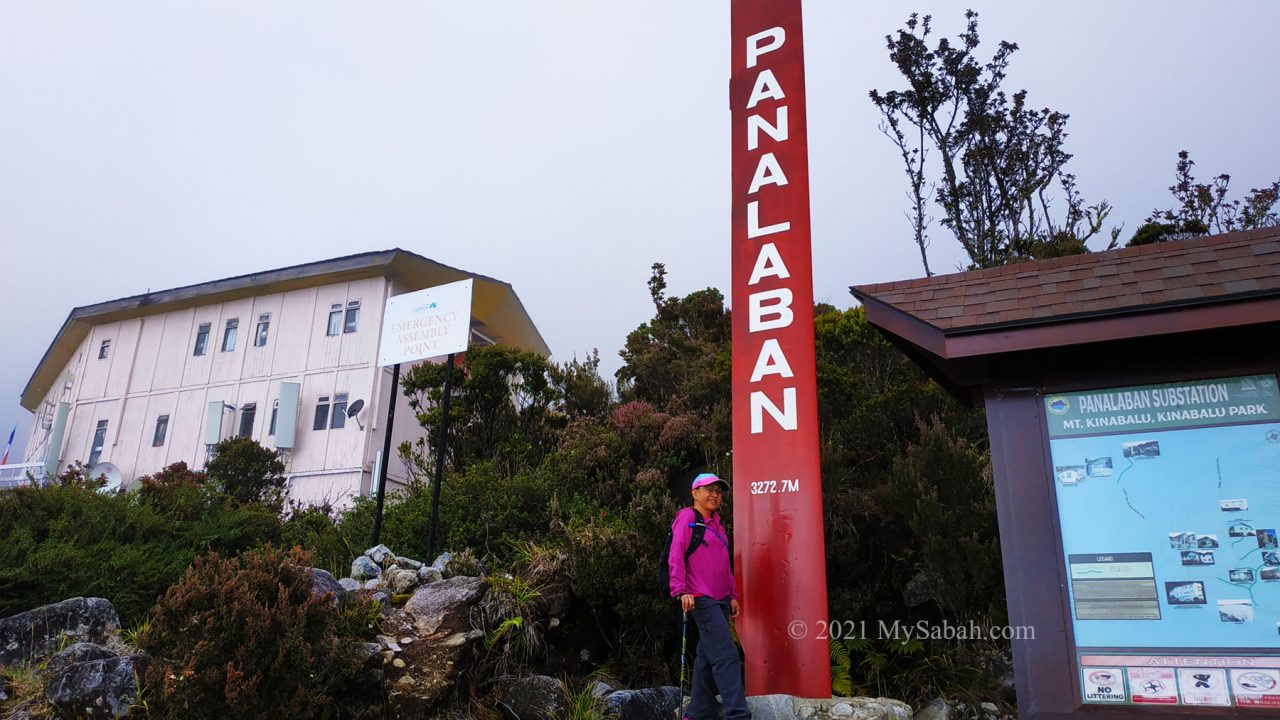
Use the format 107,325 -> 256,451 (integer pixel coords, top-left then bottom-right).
334,481 -> 434,564
140,546 -> 367,720
888,418 -> 1003,624
0,463 -> 281,625
437,462 -> 555,554
281,503 -> 360,578
137,462 -> 208,519
206,436 -> 286,506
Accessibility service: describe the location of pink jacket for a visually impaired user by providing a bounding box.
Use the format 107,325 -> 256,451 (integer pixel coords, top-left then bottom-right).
668,507 -> 740,601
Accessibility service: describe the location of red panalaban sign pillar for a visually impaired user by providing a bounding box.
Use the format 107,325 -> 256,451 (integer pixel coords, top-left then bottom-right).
729,0 -> 831,698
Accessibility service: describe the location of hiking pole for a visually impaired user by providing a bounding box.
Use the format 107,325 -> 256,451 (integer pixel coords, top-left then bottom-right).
676,609 -> 688,720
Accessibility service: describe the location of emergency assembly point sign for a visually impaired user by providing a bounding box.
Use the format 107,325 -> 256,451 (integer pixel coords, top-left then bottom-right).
377,278 -> 473,367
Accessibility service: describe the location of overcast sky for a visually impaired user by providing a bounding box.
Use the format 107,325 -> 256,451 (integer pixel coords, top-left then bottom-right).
3,1 -> 1278,459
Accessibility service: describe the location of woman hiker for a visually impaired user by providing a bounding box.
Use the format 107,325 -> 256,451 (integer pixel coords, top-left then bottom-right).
668,472 -> 751,720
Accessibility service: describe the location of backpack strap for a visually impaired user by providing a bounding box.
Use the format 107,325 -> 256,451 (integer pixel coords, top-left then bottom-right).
684,520 -> 707,562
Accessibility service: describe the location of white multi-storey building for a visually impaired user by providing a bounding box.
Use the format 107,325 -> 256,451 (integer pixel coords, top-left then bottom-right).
17,249 -> 548,504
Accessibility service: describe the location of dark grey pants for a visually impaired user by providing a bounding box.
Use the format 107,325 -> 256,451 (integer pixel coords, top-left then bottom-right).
686,596 -> 750,720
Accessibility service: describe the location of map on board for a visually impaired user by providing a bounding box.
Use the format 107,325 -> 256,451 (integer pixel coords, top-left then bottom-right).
1046,374 -> 1280,650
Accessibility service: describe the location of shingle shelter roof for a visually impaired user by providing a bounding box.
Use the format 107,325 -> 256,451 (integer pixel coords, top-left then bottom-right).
852,227 -> 1280,334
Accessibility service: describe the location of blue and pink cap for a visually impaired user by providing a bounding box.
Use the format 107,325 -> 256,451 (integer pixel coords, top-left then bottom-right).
691,472 -> 728,491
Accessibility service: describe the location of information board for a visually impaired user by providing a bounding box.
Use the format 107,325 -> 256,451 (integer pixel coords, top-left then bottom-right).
377,279 -> 472,367
1045,374 -> 1280,708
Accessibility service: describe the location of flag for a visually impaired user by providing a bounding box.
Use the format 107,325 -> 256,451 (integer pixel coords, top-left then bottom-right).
0,424 -> 14,465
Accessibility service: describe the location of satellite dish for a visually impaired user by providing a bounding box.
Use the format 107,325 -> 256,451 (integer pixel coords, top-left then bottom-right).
347,399 -> 366,430
89,462 -> 124,493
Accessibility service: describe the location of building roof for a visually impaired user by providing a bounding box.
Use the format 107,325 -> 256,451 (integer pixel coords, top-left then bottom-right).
22,249 -> 550,411
853,227 -> 1280,333
850,228 -> 1280,401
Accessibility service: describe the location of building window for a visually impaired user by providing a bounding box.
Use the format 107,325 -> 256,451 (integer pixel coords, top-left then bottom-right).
88,420 -> 108,466
193,323 -> 211,356
313,396 -> 330,431
238,403 -> 257,437
254,313 -> 270,347
331,393 -> 349,429
268,400 -> 279,436
326,304 -> 342,336
343,301 -> 360,334
221,319 -> 239,352
153,415 -> 169,447
98,339 -> 111,360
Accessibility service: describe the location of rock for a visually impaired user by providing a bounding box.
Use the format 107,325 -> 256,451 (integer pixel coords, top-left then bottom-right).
868,698 -> 913,720
311,568 -> 346,607
589,680 -> 615,699
392,658 -> 406,669
363,579 -> 383,591
533,582 -> 572,618
788,698 -> 912,720
430,551 -> 452,571
396,557 -> 423,571
903,570 -> 936,608
441,551 -> 486,578
603,687 -> 681,720
417,566 -> 443,584
366,544 -> 395,566
438,632 -> 470,649
385,568 -> 420,595
494,675 -> 567,720
45,653 -> 148,719
0,598 -> 121,668
980,701 -> 999,714
381,578 -> 488,718
339,577 -> 361,593
357,643 -> 382,663
747,694 -> 797,720
403,576 -> 487,636
44,643 -> 118,679
352,555 -> 382,581
377,635 -> 402,653
916,698 -> 951,720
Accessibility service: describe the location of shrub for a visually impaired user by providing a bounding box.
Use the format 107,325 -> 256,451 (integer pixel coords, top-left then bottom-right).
334,481 -> 434,564
888,418 -> 1003,624
140,546 -> 366,720
137,462 -> 208,519
205,436 -> 286,506
0,464 -> 281,625
281,503 -> 360,578
437,462 -> 555,555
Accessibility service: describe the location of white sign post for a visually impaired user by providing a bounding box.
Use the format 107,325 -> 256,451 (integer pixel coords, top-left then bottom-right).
378,278 -> 473,366
371,278 -> 473,549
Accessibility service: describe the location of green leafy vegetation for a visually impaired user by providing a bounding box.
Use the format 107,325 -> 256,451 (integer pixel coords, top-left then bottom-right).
0,462 -> 280,625
1129,149 -> 1280,246
205,436 -> 287,507
139,546 -> 372,720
